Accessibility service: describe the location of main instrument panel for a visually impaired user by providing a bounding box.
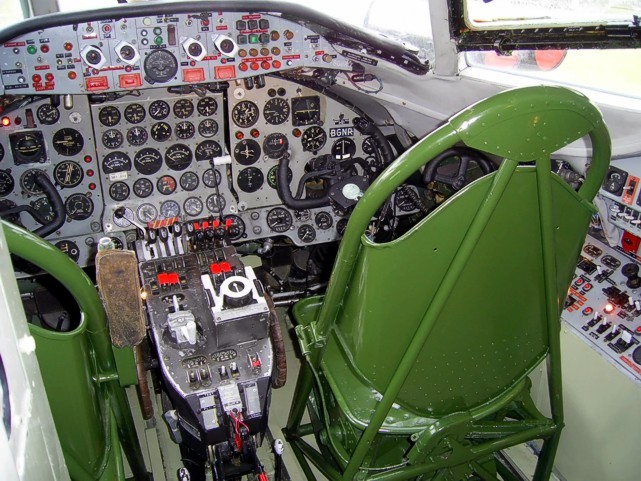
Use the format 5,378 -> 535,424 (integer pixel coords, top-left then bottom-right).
0,6 -> 389,268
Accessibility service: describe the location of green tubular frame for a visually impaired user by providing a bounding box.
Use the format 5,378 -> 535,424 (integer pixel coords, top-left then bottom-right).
3,221 -> 148,481
285,86 -> 611,480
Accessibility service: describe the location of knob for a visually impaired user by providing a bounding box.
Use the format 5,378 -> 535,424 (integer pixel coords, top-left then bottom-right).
622,263 -> 641,289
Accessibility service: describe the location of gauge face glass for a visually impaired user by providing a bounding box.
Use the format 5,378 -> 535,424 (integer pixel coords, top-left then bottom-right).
301,126 -> 327,152
0,170 -> 15,197
112,207 -> 134,228
149,100 -> 170,120
180,171 -> 199,191
267,207 -> 292,233
266,165 -> 292,189
232,101 -> 259,128
233,139 -> 261,165
173,99 -> 194,119
206,194 -> 226,213
20,169 -> 46,195
237,167 -> 264,193
126,126 -> 148,146
165,144 -> 193,171
315,211 -> 333,230
133,178 -> 154,198
157,175 -> 177,195
37,104 -> 60,125
362,136 -> 376,155
223,214 -> 245,240
124,103 -> 146,124
263,133 -> 289,159
52,128 -> 84,156
151,122 -> 172,142
294,209 -> 310,222
33,197 -> 54,222
331,137 -> 356,160
197,97 -> 218,116
291,96 -> 321,126
395,188 -> 418,212
102,151 -> 132,174
198,119 -> 218,137
183,197 -> 203,216
297,224 -> 316,243
175,121 -> 195,140
203,168 -> 221,187
144,49 -> 178,83
134,148 -> 162,175
137,203 -> 157,222
65,193 -> 94,220
195,140 -> 223,162
99,106 -> 121,127
263,98 -> 290,125
160,200 -> 181,218
10,132 -> 46,164
54,240 -> 80,262
109,181 -> 130,201
102,129 -> 123,149
53,160 -> 84,188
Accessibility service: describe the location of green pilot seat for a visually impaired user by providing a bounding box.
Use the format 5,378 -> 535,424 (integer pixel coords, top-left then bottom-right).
284,86 -> 611,481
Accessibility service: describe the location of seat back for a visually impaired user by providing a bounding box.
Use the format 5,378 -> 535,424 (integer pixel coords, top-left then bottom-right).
314,86 -> 610,416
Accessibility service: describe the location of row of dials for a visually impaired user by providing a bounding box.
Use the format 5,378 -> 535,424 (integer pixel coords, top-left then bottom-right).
231,95 -> 321,128
263,207 -> 348,243
0,160 -> 89,197
97,97 -> 219,126
114,192 -> 227,225
8,128 -> 85,164
100,119 -> 219,148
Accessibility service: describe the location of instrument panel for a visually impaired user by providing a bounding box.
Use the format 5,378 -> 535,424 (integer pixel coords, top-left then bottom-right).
0,8 -> 387,267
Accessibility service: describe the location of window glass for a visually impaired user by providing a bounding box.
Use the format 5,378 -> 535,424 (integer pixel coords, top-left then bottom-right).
0,0 -> 25,29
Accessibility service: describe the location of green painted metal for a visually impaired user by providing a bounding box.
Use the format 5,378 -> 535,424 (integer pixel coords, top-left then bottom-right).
2,220 -> 148,481
285,86 -> 611,480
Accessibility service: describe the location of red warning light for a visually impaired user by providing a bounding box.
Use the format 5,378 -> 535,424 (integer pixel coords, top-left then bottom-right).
1,117 -> 11,127
604,303 -> 615,314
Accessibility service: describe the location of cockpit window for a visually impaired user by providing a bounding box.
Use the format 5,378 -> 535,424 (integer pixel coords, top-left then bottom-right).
0,0 -> 26,29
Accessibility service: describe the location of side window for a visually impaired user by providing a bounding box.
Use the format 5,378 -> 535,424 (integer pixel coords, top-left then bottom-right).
0,0 -> 26,29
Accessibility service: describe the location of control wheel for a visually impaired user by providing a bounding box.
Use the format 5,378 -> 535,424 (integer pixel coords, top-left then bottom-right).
423,147 -> 495,191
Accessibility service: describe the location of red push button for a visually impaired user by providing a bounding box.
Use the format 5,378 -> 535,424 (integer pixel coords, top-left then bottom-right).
182,67 -> 205,83
85,76 -> 109,91
215,65 -> 236,79
119,73 -> 142,88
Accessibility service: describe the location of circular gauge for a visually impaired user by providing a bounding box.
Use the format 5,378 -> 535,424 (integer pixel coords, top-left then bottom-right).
37,104 -> 60,125
263,98 -> 290,125
223,214 -> 245,241
301,126 -> 327,152
65,193 -> 94,220
137,203 -> 157,223
331,137 -> 356,160
263,133 -> 289,159
266,165 -> 292,189
267,207 -> 292,233
157,175 -> 177,195
183,197 -> 203,217
160,200 -> 180,218
175,121 -> 195,140
337,218 -> 348,236
237,167 -> 264,193
233,139 -> 261,166
112,207 -> 134,228
0,144 -> 4,161
232,100 -> 259,128
315,211 -> 333,230
173,99 -> 194,119
52,128 -> 84,156
133,148 -> 162,175
203,168 -> 221,187
98,106 -> 121,127
32,197 -> 54,223
133,178 -> 154,198
126,126 -> 148,146
124,103 -> 146,124
198,119 -> 218,137
151,122 -> 172,142
294,209 -> 310,222
197,97 -> 218,116
165,144 -> 193,171
54,240 -> 80,262
109,181 -> 130,201
297,224 -> 316,243
0,170 -> 14,197
102,129 -> 123,149
180,171 -> 199,191
102,151 -> 132,174
603,170 -> 626,194
149,100 -> 170,120
53,160 -> 83,188
395,188 -> 418,212
195,140 -> 223,162
362,136 -> 376,155
291,96 -> 321,126
20,169 -> 46,195
144,49 -> 179,83
12,132 -> 45,164
206,194 -> 226,213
